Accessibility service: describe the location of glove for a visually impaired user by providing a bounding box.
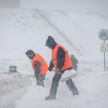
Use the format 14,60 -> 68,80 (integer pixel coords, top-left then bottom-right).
48,67 -> 52,72
55,68 -> 60,74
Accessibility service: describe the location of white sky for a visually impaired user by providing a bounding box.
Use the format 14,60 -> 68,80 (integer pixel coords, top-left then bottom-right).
20,0 -> 108,13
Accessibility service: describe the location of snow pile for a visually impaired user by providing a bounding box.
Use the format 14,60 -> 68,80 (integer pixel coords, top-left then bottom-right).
0,72 -> 31,96
0,72 -> 32,108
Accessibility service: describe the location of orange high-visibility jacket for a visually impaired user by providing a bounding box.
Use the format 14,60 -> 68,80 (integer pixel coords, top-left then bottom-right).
31,53 -> 48,75
52,44 -> 72,71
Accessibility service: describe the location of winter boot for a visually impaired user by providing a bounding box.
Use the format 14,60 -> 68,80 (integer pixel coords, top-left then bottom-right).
41,81 -> 44,87
73,88 -> 79,96
45,95 -> 56,100
37,81 -> 44,87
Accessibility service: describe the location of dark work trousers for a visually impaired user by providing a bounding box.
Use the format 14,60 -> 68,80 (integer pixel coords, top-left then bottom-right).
35,73 -> 46,86
49,73 -> 62,97
66,79 -> 79,95
49,73 -> 79,97
38,73 -> 46,81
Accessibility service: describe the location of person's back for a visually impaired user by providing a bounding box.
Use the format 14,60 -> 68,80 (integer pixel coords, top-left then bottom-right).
31,53 -> 48,75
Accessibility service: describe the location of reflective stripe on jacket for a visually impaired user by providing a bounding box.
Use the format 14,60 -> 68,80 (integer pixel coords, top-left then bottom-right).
52,44 -> 72,71
31,53 -> 48,75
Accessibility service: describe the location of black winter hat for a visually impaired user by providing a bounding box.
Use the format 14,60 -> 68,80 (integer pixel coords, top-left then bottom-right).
45,36 -> 57,48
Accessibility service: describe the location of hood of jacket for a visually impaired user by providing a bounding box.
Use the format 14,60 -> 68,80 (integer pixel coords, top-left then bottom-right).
25,50 -> 35,59
45,36 -> 57,49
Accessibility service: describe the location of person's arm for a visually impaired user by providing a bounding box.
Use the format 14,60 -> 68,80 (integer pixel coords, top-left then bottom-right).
57,47 -> 65,70
48,60 -> 54,71
33,61 -> 41,78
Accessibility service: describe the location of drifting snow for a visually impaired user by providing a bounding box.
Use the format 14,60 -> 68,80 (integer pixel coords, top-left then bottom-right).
0,8 -> 108,108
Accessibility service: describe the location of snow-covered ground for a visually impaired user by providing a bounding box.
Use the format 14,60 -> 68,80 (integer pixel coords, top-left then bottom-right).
0,8 -> 108,108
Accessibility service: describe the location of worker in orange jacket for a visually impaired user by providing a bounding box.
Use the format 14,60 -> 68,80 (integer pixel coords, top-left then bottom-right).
45,36 -> 79,100
26,50 -> 48,87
